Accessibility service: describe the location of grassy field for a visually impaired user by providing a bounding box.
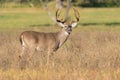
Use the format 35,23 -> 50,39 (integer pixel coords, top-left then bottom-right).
0,8 -> 120,80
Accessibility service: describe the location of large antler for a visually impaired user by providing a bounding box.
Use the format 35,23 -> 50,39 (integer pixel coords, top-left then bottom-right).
71,8 -> 80,27
56,8 -> 80,28
56,9 -> 66,24
73,8 -> 80,22
56,9 -> 67,27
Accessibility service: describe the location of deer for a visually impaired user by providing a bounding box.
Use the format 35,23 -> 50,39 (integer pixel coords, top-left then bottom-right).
19,8 -> 80,66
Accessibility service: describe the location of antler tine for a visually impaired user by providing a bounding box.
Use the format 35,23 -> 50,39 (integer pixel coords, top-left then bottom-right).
56,9 -> 60,21
73,8 -> 80,22
56,9 -> 66,23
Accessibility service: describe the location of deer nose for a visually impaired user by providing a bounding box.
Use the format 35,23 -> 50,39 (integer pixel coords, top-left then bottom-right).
67,27 -> 72,31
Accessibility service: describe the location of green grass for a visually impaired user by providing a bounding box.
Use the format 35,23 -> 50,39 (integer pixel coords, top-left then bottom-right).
0,8 -> 120,29
80,8 -> 120,26
0,13 -> 49,27
0,8 -> 53,29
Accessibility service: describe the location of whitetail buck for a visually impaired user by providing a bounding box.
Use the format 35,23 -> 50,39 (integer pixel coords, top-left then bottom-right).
19,8 -> 80,65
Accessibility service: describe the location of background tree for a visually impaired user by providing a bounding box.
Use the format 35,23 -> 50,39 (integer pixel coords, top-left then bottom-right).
0,0 -> 120,7
56,0 -> 64,9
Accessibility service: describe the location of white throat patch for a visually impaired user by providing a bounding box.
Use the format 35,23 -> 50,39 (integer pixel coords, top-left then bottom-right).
64,31 -> 69,36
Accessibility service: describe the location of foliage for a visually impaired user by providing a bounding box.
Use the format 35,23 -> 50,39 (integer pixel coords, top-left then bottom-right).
74,0 -> 120,7
0,0 -> 120,8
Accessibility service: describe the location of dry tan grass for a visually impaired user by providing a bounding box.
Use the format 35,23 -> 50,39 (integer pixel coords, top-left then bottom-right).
0,26 -> 120,80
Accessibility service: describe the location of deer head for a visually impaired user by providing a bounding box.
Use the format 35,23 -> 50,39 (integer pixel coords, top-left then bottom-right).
56,8 -> 80,34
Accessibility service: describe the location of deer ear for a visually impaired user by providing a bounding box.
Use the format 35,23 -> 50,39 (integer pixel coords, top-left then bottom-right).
57,22 -> 65,28
56,19 -> 66,28
71,22 -> 77,28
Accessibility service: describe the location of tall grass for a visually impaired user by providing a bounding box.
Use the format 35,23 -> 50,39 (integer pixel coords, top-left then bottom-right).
0,26 -> 120,80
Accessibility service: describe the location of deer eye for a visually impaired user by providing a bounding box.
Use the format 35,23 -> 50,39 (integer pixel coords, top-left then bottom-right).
63,25 -> 67,27
65,26 -> 69,29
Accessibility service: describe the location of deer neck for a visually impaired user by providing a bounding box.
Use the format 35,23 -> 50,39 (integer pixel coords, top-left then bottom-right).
57,29 -> 71,47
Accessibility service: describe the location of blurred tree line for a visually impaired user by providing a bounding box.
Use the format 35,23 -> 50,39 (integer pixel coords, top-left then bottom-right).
0,0 -> 120,7
73,0 -> 120,7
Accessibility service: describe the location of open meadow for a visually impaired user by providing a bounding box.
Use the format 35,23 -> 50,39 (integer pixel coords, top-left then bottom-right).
0,8 -> 120,80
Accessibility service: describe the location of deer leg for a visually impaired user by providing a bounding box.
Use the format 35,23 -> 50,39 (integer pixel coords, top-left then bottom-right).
46,50 -> 51,67
19,46 -> 28,69
51,52 -> 55,67
27,47 -> 36,61
46,49 -> 56,69
28,48 -> 37,68
19,46 -> 27,59
47,49 -> 55,68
